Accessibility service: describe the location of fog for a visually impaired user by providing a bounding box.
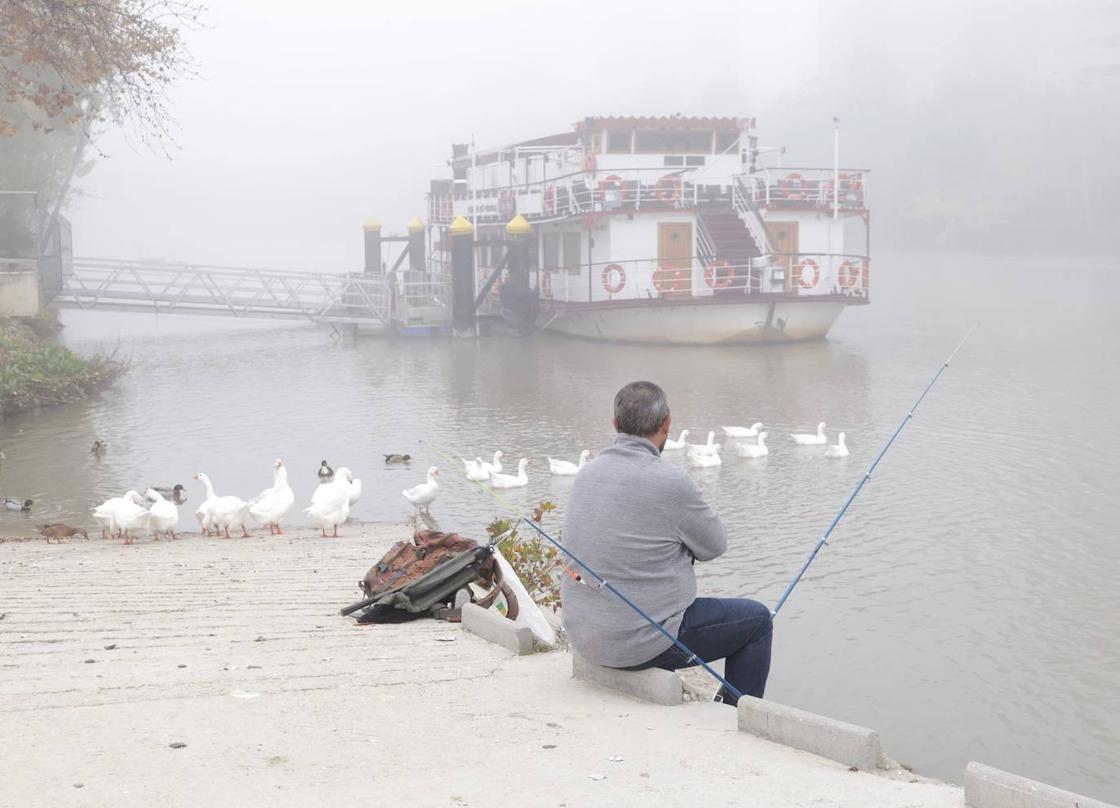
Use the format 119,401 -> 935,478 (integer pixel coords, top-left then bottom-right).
64,0 -> 1119,271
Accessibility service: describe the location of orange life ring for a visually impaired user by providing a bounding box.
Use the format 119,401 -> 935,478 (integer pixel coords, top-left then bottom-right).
703,260 -> 734,289
543,185 -> 557,215
656,175 -> 682,203
795,258 -> 820,289
839,172 -> 863,205
602,263 -> 626,294
652,264 -> 689,295
598,174 -> 625,201
781,172 -> 809,201
838,259 -> 861,288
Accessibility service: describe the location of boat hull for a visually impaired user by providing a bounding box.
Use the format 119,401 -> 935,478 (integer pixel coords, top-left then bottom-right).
541,298 -> 856,345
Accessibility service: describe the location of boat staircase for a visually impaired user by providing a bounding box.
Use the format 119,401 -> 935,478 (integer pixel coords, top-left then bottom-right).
696,176 -> 778,292
52,258 -> 395,329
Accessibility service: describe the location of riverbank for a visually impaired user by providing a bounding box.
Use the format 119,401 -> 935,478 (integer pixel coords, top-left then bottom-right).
0,314 -> 125,418
0,523 -> 971,807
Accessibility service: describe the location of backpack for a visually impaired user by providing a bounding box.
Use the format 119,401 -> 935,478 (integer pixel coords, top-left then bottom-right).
341,530 -> 519,624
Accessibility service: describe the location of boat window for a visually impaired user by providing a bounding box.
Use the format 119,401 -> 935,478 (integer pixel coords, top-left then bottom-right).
634,129 -> 712,153
606,130 -> 632,154
685,156 -> 705,166
715,131 -> 739,153
542,232 -> 560,270
562,232 -> 582,271
663,156 -> 684,166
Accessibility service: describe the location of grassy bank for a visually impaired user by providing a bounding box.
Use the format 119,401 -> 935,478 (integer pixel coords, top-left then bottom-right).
0,315 -> 125,417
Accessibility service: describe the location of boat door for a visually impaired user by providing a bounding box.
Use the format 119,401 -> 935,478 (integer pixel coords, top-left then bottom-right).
767,221 -> 799,291
657,222 -> 693,297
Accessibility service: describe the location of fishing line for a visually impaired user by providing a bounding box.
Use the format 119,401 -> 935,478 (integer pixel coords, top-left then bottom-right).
419,440 -> 745,702
771,324 -> 978,617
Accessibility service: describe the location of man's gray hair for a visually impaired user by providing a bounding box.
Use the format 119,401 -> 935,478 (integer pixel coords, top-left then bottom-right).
614,381 -> 670,437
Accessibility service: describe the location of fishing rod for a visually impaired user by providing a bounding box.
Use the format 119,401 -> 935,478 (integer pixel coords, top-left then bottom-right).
771,324 -> 978,617
420,440 -> 746,702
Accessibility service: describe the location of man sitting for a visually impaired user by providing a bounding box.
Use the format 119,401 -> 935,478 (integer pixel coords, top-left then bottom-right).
560,380 -> 772,704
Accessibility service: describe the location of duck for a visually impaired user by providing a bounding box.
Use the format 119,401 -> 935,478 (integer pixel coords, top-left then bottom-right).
686,431 -> 721,456
463,456 -> 491,482
4,497 -> 32,512
686,444 -> 722,467
144,488 -> 180,540
663,430 -> 689,451
548,450 -> 590,476
383,454 -> 411,464
36,523 -> 89,543
722,423 -> 764,439
151,484 -> 188,504
791,422 -> 828,446
248,459 -> 295,535
734,432 -> 769,459
318,460 -> 334,483
90,440 -> 107,457
114,498 -> 153,544
490,458 -> 530,489
193,472 -> 251,538
306,467 -> 353,537
93,490 -> 144,538
402,466 -> 440,514
824,432 -> 850,458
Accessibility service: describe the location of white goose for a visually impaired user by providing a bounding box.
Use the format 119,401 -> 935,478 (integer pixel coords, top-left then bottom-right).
249,459 -> 296,534
348,475 -> 362,506
722,422 -> 764,439
463,457 -> 491,482
145,488 -> 179,540
734,432 -> 769,459
194,472 -> 251,538
686,443 -> 722,467
686,430 -> 722,456
548,450 -> 590,476
402,466 -> 440,514
92,490 -> 145,538
490,458 -> 529,489
115,499 -> 152,544
825,432 -> 850,458
663,430 -> 689,451
488,451 -> 504,475
791,422 -> 828,446
307,466 -> 354,537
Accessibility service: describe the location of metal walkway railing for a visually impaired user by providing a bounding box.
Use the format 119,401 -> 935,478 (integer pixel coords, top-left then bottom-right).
54,258 -> 393,328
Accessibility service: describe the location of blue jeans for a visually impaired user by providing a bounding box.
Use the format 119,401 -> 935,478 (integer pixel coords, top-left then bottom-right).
619,597 -> 773,705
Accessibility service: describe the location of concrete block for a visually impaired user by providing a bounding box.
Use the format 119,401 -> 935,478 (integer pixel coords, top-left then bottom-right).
460,602 -> 534,655
737,696 -> 884,771
965,762 -> 1117,808
571,651 -> 683,706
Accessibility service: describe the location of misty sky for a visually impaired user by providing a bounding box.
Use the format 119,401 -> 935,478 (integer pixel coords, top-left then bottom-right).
67,0 -> 1112,270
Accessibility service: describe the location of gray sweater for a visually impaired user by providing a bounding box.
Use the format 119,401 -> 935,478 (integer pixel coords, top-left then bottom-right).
559,434 -> 728,667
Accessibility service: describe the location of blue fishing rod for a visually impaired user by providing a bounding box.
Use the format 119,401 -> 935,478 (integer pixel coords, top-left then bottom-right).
422,441 -> 746,702
771,324 -> 977,616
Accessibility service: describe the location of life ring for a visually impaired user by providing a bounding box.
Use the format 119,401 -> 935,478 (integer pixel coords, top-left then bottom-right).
839,172 -> 863,204
598,174 -> 625,201
601,263 -> 626,294
652,264 -> 689,295
781,172 -> 809,201
543,185 -> 557,215
795,258 -> 820,289
837,259 -> 861,288
703,260 -> 734,289
655,175 -> 681,203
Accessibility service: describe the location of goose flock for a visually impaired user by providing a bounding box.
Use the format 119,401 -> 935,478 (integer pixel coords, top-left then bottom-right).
665,421 -> 850,466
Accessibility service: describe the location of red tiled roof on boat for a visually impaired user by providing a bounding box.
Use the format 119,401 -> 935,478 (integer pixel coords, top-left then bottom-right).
578,115 -> 749,131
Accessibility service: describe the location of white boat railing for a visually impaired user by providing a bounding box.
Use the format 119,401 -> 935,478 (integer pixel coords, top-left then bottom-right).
747,167 -> 869,210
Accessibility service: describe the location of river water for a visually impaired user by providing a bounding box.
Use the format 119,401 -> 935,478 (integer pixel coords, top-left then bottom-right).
1,251 -> 1117,800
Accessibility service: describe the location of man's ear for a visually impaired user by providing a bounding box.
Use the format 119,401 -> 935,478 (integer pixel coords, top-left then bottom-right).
612,417 -> 619,433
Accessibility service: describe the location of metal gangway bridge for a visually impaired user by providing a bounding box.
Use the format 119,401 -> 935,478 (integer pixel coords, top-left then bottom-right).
50,257 -> 449,331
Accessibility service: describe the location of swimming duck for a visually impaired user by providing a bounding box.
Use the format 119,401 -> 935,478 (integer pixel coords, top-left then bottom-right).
791,422 -> 828,446
548,450 -> 590,476
306,467 -> 353,537
824,432 -> 850,458
490,458 -> 530,489
663,430 -> 689,451
383,454 -> 411,464
722,423 -> 764,439
402,466 -> 440,513
151,484 -> 188,504
93,490 -> 144,538
90,440 -> 107,457
36,523 -> 89,543
249,459 -> 295,535
193,472 -> 251,538
144,488 -> 180,540
4,497 -> 32,512
734,432 -> 769,459
318,460 -> 334,483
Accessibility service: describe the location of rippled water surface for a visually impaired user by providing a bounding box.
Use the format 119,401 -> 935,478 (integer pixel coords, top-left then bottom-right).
2,252 -> 1117,800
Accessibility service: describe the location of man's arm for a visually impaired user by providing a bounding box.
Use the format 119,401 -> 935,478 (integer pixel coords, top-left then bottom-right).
673,474 -> 728,561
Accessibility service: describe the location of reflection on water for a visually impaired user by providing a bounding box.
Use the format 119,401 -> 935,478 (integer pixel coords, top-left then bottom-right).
1,253 -> 1118,801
